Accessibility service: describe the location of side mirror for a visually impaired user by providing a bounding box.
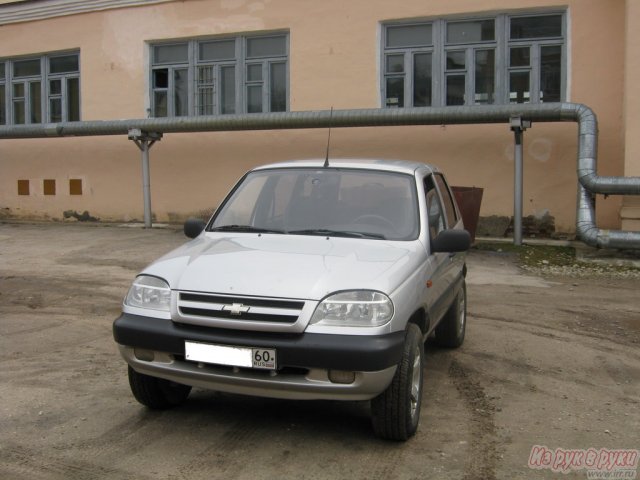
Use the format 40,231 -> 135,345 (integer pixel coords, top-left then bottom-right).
431,229 -> 471,253
184,218 -> 206,239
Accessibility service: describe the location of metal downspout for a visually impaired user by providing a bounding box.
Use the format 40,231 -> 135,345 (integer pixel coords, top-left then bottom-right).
0,103 -> 639,248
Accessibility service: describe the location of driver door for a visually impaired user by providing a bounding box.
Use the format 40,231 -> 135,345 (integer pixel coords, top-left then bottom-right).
422,175 -> 455,324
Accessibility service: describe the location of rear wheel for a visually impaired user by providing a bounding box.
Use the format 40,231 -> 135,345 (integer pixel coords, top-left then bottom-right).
127,366 -> 191,409
435,281 -> 466,348
371,324 -> 424,441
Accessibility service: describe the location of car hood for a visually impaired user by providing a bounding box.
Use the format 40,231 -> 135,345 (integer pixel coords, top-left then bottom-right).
141,233 -> 425,300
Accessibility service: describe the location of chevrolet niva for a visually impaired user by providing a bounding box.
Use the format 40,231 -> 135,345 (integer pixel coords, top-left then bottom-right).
113,159 -> 470,441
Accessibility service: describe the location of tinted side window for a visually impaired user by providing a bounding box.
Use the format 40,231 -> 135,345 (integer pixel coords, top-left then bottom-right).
434,174 -> 458,228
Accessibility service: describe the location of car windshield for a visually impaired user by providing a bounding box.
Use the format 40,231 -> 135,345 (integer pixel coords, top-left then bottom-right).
210,167 -> 420,241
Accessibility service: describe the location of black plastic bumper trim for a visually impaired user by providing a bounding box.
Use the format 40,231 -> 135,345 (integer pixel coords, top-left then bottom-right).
113,313 -> 405,372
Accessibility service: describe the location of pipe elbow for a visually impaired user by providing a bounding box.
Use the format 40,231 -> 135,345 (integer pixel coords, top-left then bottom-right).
576,221 -> 600,248
577,171 -> 599,191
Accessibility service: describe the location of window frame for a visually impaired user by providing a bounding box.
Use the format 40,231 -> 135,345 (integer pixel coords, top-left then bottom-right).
382,21 -> 434,108
381,11 -> 566,108
0,51 -> 80,125
433,173 -> 459,228
195,38 -> 239,115
424,175 -> 447,241
149,32 -> 289,118
47,53 -> 81,123
506,13 -> 566,104
0,61 -> 5,125
11,57 -> 43,125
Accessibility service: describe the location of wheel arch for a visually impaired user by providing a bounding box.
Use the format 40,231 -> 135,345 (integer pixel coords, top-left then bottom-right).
407,307 -> 430,336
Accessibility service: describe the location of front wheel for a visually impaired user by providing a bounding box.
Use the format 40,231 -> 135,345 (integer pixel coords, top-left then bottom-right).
371,324 -> 424,441
127,366 -> 192,409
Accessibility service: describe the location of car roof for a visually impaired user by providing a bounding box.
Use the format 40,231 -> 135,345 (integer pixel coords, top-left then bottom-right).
252,159 -> 439,176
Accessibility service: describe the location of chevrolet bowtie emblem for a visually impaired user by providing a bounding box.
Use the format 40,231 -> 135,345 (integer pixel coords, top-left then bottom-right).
223,303 -> 250,315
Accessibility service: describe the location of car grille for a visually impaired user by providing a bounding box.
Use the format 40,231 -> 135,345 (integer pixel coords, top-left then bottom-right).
177,292 -> 305,324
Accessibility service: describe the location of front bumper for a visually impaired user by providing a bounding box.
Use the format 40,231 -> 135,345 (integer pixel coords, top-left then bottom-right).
113,313 -> 405,400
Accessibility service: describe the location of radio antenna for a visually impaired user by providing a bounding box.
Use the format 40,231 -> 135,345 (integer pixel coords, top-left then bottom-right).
324,107 -> 333,168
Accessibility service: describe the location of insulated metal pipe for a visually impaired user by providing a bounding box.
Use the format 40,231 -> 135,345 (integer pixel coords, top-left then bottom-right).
576,184 -> 640,249
1,103 -> 639,247
0,104 -> 589,138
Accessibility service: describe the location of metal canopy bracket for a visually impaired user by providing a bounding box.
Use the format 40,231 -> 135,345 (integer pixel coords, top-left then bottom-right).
510,117 -> 531,246
128,129 -> 162,228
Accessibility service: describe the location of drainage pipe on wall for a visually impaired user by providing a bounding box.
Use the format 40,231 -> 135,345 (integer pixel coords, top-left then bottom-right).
0,103 -> 639,248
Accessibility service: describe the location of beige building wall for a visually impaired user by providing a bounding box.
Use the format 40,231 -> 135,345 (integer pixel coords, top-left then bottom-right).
621,0 -> 640,230
0,0 -> 633,234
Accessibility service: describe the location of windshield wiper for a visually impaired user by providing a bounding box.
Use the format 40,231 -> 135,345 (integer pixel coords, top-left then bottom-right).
288,229 -> 386,239
209,225 -> 285,234
211,225 -> 385,239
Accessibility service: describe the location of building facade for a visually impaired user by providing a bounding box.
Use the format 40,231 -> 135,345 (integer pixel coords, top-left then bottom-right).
0,0 -> 638,235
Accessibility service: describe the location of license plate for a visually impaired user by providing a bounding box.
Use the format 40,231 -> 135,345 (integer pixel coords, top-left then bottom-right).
184,341 -> 276,370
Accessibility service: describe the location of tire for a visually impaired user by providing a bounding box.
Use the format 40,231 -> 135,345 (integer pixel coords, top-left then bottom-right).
435,281 -> 467,348
127,366 -> 192,409
371,324 -> 424,441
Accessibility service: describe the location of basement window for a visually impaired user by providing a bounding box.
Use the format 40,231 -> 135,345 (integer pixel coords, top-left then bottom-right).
17,179 -> 29,195
69,179 -> 83,195
43,179 -> 56,195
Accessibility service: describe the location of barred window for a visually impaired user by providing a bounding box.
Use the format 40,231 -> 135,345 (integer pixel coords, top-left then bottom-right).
382,12 -> 565,107
150,33 -> 288,117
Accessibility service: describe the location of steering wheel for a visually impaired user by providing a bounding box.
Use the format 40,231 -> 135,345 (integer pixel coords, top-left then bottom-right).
352,214 -> 395,230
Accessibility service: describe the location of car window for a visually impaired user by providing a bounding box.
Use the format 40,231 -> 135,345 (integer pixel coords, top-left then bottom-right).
434,174 -> 458,228
212,168 -> 419,240
424,175 -> 446,240
215,174 -> 267,225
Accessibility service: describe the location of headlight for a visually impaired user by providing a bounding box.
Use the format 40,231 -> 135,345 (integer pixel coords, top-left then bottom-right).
310,291 -> 393,327
125,275 -> 171,311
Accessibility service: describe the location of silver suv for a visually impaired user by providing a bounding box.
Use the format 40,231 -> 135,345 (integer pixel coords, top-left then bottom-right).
113,159 -> 470,440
